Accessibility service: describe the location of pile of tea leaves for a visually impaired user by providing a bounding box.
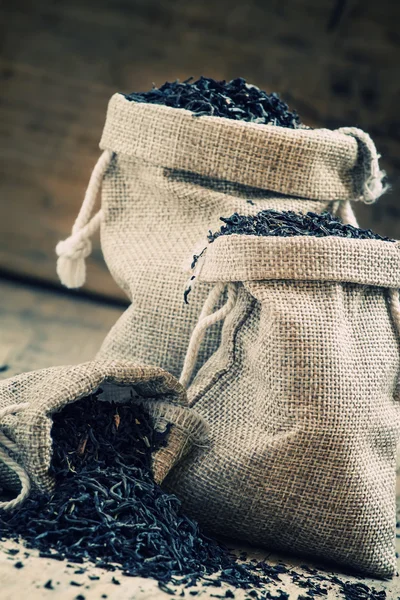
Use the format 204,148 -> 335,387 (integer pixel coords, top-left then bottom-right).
207,210 -> 394,243
125,77 -> 301,128
0,394 -> 389,599
0,395 -> 270,592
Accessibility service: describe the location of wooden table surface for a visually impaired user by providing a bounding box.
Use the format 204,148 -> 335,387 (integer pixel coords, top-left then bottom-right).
0,276 -> 399,599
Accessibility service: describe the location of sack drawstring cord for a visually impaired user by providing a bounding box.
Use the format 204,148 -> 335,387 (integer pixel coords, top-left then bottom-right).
180,282 -> 237,389
56,149 -> 113,289
389,289 -> 400,339
337,200 -> 359,227
0,403 -> 30,511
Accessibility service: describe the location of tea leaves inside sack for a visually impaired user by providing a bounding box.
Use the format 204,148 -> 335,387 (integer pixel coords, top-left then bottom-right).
185,210 -> 394,303
0,395 -> 388,598
207,211 -> 395,243
125,77 -> 301,128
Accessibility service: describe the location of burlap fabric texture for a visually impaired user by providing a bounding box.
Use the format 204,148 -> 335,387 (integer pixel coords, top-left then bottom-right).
166,234 -> 400,578
0,360 -> 208,511
56,93 -> 385,381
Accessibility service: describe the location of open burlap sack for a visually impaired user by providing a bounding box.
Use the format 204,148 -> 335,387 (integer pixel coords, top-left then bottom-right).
0,360 -> 208,511
166,233 -> 400,578
56,93 -> 386,380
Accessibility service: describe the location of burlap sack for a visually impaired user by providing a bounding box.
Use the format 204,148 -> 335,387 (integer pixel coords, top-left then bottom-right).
0,360 -> 208,511
166,234 -> 400,578
56,93 -> 386,380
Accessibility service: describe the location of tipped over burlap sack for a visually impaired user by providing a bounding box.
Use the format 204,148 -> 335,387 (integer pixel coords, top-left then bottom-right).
56,93 -> 386,381
166,233 -> 400,578
0,360 -> 208,511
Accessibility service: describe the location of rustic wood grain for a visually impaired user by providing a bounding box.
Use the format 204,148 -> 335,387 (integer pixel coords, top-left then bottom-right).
1,535 -> 399,600
0,0 -> 399,299
0,279 -> 123,377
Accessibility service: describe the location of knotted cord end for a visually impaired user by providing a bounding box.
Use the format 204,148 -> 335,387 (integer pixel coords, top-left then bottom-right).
55,149 -> 112,289
56,236 -> 92,289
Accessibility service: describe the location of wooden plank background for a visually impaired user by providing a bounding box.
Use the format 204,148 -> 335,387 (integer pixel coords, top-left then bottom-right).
0,0 -> 399,301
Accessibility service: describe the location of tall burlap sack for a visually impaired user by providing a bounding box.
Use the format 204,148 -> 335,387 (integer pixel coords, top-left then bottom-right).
0,360 -> 208,511
56,93 -> 386,380
166,234 -> 400,578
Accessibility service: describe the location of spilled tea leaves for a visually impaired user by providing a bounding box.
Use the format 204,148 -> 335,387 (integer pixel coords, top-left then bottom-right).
0,394 -> 388,599
0,395 -> 260,589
